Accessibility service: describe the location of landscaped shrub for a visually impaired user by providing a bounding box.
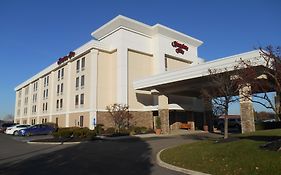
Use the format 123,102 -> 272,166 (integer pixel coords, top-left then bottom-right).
255,121 -> 281,130
53,127 -> 95,139
94,124 -> 104,135
103,127 -> 116,135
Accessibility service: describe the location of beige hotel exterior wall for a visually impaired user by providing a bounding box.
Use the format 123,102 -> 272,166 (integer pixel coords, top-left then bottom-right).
97,51 -> 117,110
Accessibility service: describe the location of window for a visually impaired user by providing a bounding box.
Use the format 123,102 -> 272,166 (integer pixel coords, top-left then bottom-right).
76,77 -> 79,89
56,100 -> 59,109
56,118 -> 58,125
57,84 -> 60,95
45,103 -> 48,111
81,75 -> 85,87
75,95 -> 79,106
61,68 -> 64,79
43,103 -> 45,112
80,116 -> 84,127
44,77 -> 46,87
46,89 -> 48,99
58,70 -> 61,80
25,87 -> 29,95
42,118 -> 44,124
46,76 -> 49,86
81,57 -> 85,70
43,90 -> 46,99
80,93 -> 84,105
76,60 -> 80,72
19,90 -> 22,98
44,118 -> 47,123
61,83 -> 63,94
60,99 -> 63,108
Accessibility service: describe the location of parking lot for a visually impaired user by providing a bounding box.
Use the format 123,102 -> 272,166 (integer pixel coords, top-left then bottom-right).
0,132 -> 221,175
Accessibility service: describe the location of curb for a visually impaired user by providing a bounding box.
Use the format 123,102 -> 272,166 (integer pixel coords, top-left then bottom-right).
156,149 -> 211,175
27,141 -> 81,145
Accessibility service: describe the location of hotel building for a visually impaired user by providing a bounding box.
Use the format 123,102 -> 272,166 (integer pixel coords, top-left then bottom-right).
14,15 -> 262,133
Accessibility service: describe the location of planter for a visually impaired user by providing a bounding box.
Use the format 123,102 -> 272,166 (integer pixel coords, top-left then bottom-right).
155,129 -> 161,135
203,125 -> 209,131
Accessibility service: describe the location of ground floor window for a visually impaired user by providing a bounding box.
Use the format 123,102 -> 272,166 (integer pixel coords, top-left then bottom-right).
31,119 -> 36,125
56,117 -> 58,125
80,116 -> 84,127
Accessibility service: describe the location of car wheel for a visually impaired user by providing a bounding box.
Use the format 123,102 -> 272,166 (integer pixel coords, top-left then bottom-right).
13,131 -> 19,136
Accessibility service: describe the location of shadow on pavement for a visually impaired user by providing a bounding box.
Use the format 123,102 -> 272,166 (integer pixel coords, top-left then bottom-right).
0,138 -> 153,175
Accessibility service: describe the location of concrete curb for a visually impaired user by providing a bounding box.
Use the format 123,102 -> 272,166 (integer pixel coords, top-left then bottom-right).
27,141 -> 81,145
156,149 -> 211,175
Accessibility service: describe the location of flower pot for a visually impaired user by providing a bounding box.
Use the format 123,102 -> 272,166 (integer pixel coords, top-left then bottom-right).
155,129 -> 161,135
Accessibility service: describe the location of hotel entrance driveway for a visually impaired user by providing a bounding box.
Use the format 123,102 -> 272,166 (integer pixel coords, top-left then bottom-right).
0,132 -> 221,175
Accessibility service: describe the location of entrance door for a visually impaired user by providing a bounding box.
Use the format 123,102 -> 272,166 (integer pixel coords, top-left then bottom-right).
80,116 -> 84,127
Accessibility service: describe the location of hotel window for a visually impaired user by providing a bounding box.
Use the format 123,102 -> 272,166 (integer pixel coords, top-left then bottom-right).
43,90 -> 46,99
19,90 -> 22,98
75,95 -> 79,106
80,93 -> 84,105
25,87 -> 29,95
24,97 -> 28,105
58,69 -> 61,80
23,120 -> 27,124
80,116 -> 84,127
46,76 -> 49,86
60,83 -> 63,94
61,68 -> 64,79
57,84 -> 60,95
76,60 -> 80,72
60,99 -> 63,108
45,103 -> 48,111
43,103 -> 45,112
81,75 -> 85,88
18,100 -> 21,107
44,118 -> 47,123
44,77 -> 46,87
17,109 -> 20,116
42,118 -> 44,124
76,77 -> 79,90
46,89 -> 48,99
56,100 -> 59,109
81,57 -> 85,71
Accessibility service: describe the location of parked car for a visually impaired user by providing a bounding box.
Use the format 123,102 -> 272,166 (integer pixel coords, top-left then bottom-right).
5,124 -> 31,135
19,124 -> 55,136
0,123 -> 17,133
217,115 -> 241,131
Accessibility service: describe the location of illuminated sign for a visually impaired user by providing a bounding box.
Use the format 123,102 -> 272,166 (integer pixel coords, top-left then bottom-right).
171,41 -> 188,54
57,51 -> 75,65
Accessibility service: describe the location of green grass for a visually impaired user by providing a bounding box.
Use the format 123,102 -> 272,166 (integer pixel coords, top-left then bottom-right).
160,129 -> 281,175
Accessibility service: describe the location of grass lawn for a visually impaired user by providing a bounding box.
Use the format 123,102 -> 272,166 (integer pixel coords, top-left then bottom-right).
160,129 -> 281,175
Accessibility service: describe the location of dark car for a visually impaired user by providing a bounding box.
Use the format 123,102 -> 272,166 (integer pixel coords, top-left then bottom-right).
217,117 -> 241,132
0,123 -> 17,133
19,124 -> 55,136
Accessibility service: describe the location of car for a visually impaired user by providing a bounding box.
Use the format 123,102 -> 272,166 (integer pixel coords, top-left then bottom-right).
217,115 -> 241,132
5,124 -> 31,135
0,123 -> 17,133
19,124 -> 55,136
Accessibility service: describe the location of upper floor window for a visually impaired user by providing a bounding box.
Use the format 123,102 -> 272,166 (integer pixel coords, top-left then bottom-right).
61,68 -> 64,79
25,87 -> 29,95
76,77 -> 79,89
81,75 -> 85,88
58,70 -> 61,80
46,76 -> 49,86
60,83 -> 64,94
18,90 -> 22,98
60,99 -> 63,108
46,89 -> 48,99
80,93 -> 84,105
57,84 -> 60,95
75,95 -> 79,106
56,100 -> 59,109
76,60 -> 80,72
81,57 -> 85,71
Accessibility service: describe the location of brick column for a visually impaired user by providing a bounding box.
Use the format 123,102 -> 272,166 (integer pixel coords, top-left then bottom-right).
158,95 -> 169,134
239,84 -> 255,133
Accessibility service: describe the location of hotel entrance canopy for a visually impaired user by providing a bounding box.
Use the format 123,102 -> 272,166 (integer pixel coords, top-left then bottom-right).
134,50 -> 266,96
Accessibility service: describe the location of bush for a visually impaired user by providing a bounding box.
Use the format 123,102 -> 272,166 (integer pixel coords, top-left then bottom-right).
94,124 -> 104,135
53,127 -> 94,139
255,121 -> 281,130
103,127 -> 116,135
156,117 -> 161,129
132,126 -> 148,134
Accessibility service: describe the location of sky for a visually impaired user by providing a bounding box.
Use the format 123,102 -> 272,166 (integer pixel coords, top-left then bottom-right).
0,0 -> 280,119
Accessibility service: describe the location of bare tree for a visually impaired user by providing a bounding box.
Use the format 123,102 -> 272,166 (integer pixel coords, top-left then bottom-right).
106,103 -> 133,133
201,68 -> 240,139
237,46 -> 281,121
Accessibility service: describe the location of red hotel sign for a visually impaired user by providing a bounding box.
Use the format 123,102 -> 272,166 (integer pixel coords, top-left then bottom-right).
57,51 -> 75,65
171,41 -> 189,54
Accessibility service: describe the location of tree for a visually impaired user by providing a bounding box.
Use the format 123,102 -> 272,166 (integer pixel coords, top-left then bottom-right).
106,103 -> 133,133
237,46 -> 281,121
201,68 -> 240,139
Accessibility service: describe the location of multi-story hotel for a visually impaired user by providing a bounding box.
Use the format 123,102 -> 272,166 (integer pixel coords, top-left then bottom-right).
14,15 -> 261,133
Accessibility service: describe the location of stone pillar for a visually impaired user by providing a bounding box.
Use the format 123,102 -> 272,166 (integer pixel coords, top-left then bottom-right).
239,84 -> 255,133
158,95 -> 169,134
203,99 -> 213,132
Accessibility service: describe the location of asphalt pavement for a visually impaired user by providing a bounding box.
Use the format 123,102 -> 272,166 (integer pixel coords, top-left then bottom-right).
0,132 -> 221,175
